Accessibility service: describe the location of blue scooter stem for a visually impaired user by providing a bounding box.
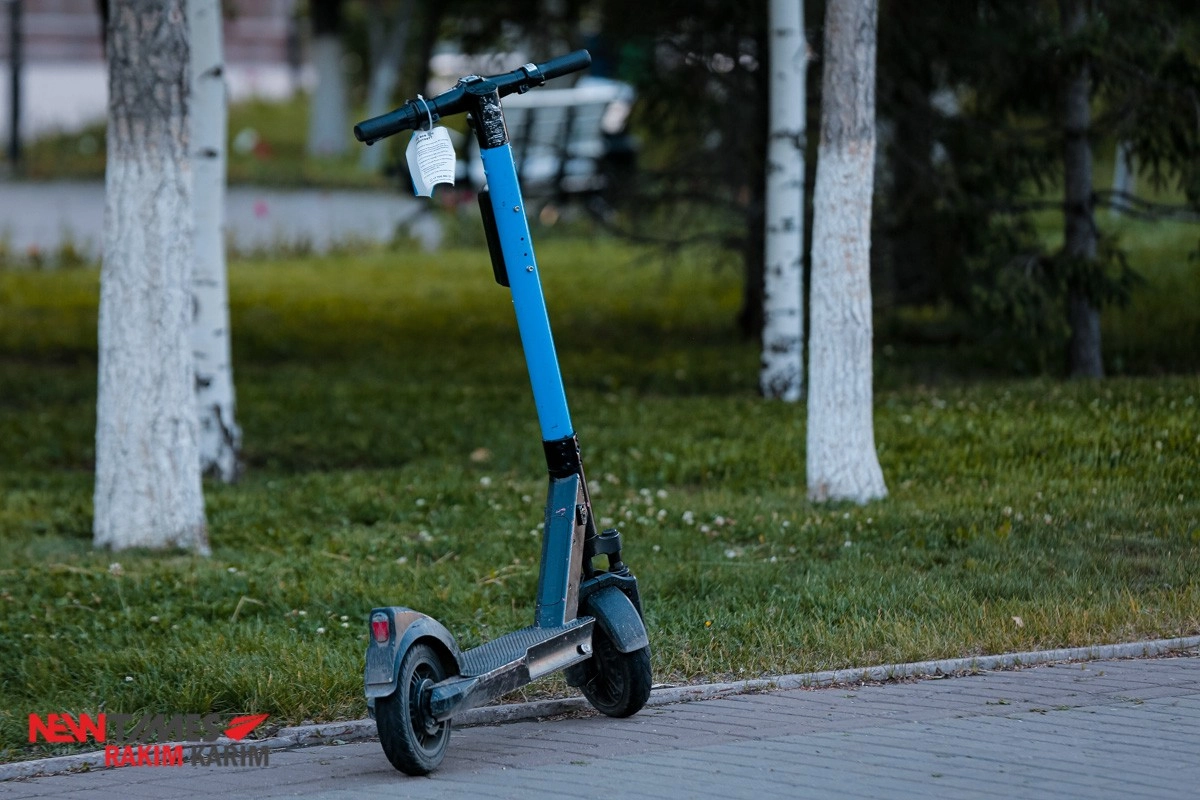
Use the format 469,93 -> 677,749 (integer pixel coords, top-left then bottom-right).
479,144 -> 575,443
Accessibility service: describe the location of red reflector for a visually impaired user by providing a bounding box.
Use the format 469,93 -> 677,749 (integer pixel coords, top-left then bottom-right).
371,613 -> 389,643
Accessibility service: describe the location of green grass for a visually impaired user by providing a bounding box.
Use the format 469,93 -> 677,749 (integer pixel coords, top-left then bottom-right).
1,239 -> 1199,764
1099,216 -> 1200,373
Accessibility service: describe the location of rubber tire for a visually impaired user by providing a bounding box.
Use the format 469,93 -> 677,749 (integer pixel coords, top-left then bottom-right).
580,628 -> 652,718
375,642 -> 451,775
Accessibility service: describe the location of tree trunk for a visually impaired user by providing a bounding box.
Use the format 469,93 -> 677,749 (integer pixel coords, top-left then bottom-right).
190,0 -> 241,482
760,0 -> 808,402
414,3 -> 444,97
359,0 -> 415,172
880,70 -> 938,307
805,0 -> 886,504
1060,0 -> 1103,378
739,204 -> 767,339
1110,140 -> 1135,214
736,14 -> 772,341
308,0 -> 349,157
95,0 -> 208,553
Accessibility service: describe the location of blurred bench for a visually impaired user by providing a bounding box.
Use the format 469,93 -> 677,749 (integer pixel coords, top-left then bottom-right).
462,80 -> 634,200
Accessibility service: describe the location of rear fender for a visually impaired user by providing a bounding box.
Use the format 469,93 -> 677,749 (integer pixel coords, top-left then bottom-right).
364,607 -> 461,700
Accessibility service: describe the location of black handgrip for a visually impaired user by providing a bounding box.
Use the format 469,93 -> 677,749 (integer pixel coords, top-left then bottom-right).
354,104 -> 419,144
536,50 -> 592,82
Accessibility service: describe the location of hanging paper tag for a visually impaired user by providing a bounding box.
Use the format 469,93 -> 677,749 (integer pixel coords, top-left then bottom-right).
406,127 -> 456,198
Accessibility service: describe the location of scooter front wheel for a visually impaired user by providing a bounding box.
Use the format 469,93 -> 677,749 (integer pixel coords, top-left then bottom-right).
580,628 -> 652,718
376,642 -> 451,775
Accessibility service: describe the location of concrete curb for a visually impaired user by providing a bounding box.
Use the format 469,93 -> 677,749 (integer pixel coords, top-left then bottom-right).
4,634 -> 1197,781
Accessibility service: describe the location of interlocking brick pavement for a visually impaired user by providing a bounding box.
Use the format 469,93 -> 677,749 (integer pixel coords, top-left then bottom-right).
3,653 -> 1196,799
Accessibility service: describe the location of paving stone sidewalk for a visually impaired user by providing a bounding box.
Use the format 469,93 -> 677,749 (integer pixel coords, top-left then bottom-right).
3,652 -> 1196,799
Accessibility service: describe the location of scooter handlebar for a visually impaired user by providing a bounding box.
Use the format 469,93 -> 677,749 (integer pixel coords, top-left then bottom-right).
536,50 -> 593,83
353,105 -> 422,145
354,50 -> 592,145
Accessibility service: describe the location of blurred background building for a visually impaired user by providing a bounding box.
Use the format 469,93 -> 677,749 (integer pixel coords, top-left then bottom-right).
0,0 -> 303,139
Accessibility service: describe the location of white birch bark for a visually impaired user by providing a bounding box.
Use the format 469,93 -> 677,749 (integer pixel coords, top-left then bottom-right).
805,0 -> 887,504
760,0 -> 807,402
308,34 -> 350,156
95,0 -> 209,553
1110,140 -> 1135,215
190,0 -> 241,482
359,0 -> 415,172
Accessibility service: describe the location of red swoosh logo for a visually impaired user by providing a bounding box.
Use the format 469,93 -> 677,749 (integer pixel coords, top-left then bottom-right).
224,714 -> 270,741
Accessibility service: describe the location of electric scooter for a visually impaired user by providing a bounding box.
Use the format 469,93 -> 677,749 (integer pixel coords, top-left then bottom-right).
353,50 -> 652,777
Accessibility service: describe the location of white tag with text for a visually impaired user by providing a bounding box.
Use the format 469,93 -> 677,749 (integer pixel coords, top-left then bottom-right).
406,127 -> 456,198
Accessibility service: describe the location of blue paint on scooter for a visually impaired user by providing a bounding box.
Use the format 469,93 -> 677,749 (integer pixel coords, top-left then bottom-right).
480,145 -> 574,442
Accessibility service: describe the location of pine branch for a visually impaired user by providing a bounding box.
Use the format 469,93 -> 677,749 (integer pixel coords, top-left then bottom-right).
1095,190 -> 1200,223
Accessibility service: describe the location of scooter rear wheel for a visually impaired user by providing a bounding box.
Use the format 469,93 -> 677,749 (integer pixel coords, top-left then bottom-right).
580,628 -> 652,718
376,642 -> 451,775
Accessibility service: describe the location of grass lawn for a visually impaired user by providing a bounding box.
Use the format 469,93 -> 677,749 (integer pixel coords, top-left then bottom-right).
1,237 -> 1198,763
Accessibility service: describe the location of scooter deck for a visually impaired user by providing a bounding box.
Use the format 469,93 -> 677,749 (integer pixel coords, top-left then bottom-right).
459,618 -> 592,678
430,617 -> 593,720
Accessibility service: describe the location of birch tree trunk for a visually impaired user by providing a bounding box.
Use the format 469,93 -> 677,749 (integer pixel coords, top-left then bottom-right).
1059,0 -> 1103,378
759,0 -> 807,402
805,0 -> 886,504
189,0 -> 240,482
95,0 -> 209,553
359,0 -> 414,173
308,0 -> 349,157
1110,140 -> 1135,214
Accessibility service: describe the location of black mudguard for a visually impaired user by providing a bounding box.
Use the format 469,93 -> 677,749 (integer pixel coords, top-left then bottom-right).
364,607 -> 461,705
584,585 -> 649,654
